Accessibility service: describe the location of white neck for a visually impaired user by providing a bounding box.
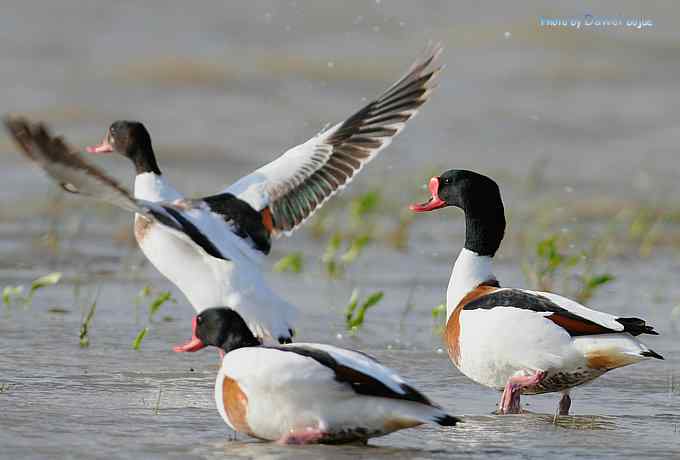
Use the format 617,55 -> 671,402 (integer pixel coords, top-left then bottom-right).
134,172 -> 183,202
446,248 -> 495,320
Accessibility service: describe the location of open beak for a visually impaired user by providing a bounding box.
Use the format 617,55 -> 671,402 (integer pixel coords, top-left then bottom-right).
409,177 -> 446,212
86,133 -> 114,154
173,317 -> 207,352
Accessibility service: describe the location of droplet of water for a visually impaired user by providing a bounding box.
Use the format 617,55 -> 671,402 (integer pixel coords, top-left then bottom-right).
336,333 -> 343,340
399,21 -> 406,27
372,25 -> 381,32
436,348 -> 444,354
504,31 -> 512,39
564,186 -> 574,193
327,61 -> 335,68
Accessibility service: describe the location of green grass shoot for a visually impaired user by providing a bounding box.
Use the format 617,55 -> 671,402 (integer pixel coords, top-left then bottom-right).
2,286 -> 24,307
345,290 -> 384,331
148,291 -> 175,321
3,272 -> 61,308
323,231 -> 344,278
350,191 -> 380,226
79,299 -> 97,348
274,252 -> 304,274
132,327 -> 149,350
340,234 -> 371,264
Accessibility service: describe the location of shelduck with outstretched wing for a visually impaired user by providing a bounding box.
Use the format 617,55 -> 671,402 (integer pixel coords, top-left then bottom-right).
4,118 -> 295,342
5,45 -> 442,343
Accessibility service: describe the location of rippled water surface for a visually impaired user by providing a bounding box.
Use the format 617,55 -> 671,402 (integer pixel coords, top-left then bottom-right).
1,1 -> 680,459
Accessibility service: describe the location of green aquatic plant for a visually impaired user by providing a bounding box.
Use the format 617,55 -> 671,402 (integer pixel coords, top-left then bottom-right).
322,231 -> 344,278
130,289 -> 176,350
132,327 -> 149,351
386,211 -> 414,251
523,234 -> 614,303
79,299 -> 97,348
340,233 -> 371,264
431,303 -> 447,335
349,190 -> 381,227
2,286 -> 24,308
274,252 -> 304,274
26,272 -> 62,305
148,291 -> 175,321
345,289 -> 384,332
2,272 -> 62,308
153,385 -> 163,415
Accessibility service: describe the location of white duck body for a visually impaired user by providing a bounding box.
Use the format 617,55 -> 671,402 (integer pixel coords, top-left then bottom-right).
446,248 -> 659,394
133,173 -> 294,340
214,343 -> 458,443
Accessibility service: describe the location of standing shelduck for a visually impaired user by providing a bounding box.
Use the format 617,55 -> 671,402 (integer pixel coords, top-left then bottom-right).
174,307 -> 459,444
4,45 -> 441,343
410,169 -> 663,415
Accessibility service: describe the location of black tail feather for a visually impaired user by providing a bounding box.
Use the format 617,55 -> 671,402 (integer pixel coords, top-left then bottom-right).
433,414 -> 460,426
641,350 -> 664,360
616,317 -> 658,336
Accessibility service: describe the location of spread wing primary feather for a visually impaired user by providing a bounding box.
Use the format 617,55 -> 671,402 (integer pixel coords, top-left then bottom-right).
3,117 -> 228,261
225,44 -> 443,235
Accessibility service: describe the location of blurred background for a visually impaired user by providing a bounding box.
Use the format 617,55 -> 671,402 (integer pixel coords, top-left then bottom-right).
1,1 -> 680,459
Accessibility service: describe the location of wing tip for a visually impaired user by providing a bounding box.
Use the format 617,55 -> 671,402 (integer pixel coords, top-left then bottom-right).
616,317 -> 658,336
641,349 -> 664,360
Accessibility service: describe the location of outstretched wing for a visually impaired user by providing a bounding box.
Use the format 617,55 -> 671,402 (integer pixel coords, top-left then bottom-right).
5,116 -> 144,214
224,44 -> 443,235
4,116 -> 229,261
462,287 -> 658,337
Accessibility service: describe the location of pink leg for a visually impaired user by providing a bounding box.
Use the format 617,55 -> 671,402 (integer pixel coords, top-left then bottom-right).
277,429 -> 326,445
498,371 -> 546,415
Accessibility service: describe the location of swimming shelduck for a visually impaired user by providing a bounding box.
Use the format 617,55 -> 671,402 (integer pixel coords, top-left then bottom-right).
4,45 -> 441,343
174,307 -> 459,444
410,169 -> 663,415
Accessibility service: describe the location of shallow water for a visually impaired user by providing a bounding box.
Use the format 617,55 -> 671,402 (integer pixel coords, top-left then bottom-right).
1,0 -> 680,458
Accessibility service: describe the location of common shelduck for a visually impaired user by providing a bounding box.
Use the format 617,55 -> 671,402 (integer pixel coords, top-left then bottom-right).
410,169 -> 663,415
173,307 -> 459,444
3,45 -> 441,343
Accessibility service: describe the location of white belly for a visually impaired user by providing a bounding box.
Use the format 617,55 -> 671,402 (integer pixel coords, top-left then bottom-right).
456,308 -> 590,392
135,215 -> 234,310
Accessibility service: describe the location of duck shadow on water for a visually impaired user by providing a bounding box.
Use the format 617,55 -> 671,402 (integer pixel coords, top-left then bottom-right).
195,437 -> 456,460
191,414 -> 618,460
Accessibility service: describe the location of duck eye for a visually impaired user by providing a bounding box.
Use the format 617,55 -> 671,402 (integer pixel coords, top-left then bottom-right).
196,316 -> 203,324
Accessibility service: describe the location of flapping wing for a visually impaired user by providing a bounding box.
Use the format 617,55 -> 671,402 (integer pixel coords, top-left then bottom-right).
224,44 -> 443,235
5,116 -> 144,214
4,116 -> 232,261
